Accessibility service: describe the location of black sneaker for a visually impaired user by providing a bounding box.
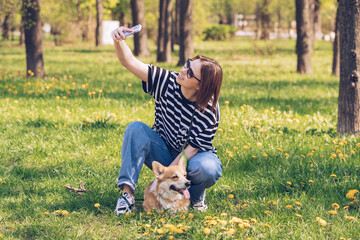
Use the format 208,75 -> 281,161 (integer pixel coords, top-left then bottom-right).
114,192 -> 135,215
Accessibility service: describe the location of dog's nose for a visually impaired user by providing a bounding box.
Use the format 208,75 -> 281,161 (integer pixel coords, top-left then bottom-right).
185,181 -> 191,188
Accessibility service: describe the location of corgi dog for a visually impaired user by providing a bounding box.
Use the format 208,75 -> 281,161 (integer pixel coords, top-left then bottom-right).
143,156 -> 191,213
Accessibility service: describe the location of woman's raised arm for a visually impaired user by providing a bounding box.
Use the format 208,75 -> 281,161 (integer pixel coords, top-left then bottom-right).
112,27 -> 149,82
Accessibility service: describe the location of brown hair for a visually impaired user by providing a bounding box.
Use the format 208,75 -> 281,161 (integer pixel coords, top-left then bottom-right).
193,55 -> 223,112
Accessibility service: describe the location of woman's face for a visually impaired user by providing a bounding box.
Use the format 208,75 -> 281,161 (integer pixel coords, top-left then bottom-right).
176,59 -> 201,90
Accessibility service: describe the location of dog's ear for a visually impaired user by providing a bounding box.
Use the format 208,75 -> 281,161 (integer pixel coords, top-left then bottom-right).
178,155 -> 187,170
152,161 -> 164,178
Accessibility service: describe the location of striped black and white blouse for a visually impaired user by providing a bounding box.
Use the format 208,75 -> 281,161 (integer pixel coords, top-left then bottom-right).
142,65 -> 220,154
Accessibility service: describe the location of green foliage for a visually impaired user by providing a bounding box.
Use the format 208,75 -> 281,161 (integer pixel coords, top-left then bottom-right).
203,24 -> 236,41
1,38 -> 360,239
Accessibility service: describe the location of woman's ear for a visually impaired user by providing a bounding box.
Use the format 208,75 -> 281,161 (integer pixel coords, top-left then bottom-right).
152,161 -> 165,178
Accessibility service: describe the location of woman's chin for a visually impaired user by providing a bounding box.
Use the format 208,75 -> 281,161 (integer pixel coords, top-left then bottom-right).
176,76 -> 183,85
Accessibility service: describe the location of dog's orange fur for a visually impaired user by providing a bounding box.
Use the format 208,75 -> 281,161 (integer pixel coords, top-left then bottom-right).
143,156 -> 190,213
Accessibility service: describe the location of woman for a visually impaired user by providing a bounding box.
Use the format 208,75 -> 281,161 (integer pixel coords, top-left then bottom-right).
112,26 -> 223,215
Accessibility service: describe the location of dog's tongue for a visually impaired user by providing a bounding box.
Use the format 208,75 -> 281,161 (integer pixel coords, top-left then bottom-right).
181,189 -> 190,199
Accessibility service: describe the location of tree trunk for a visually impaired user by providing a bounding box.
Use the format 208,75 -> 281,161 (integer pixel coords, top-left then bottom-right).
309,0 -> 320,51
337,0 -> 360,135
172,0 -> 181,48
23,0 -> 44,78
157,0 -> 174,63
295,0 -> 313,74
2,14 -> 11,40
259,0 -> 271,40
19,5 -> 25,45
177,0 -> 193,66
131,0 -> 150,57
313,0 -> 321,40
2,0 -> 20,40
332,4 -> 340,77
95,0 -> 103,46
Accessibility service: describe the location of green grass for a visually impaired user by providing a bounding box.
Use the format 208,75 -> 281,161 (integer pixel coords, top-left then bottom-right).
0,38 -> 359,239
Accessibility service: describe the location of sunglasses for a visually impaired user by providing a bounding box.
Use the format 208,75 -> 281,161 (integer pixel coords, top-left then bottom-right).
185,58 -> 201,82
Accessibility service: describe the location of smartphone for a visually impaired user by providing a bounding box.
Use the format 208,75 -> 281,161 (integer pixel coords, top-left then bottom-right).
124,24 -> 142,37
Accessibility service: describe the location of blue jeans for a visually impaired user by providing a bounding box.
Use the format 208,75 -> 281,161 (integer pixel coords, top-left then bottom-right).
117,121 -> 222,203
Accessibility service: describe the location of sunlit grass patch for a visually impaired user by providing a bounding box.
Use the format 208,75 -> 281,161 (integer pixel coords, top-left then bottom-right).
0,38 -> 359,239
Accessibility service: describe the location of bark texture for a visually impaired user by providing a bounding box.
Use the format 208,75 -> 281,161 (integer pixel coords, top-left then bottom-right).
332,5 -> 340,77
337,0 -> 360,135
295,0 -> 313,74
95,0 -> 103,46
157,0 -> 174,62
23,0 -> 44,78
131,0 -> 150,57
177,0 -> 193,66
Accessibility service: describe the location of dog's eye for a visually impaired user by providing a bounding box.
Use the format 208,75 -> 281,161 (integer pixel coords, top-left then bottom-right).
172,175 -> 178,179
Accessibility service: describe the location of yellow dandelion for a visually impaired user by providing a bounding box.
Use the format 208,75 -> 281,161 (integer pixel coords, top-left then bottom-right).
230,217 -> 243,223
94,203 -> 100,208
308,153 -> 313,157
188,213 -> 194,219
309,180 -> 314,183
356,143 -> 360,148
263,224 -> 271,228
250,218 -> 257,223
156,228 -> 166,234
243,145 -> 249,150
218,220 -> 227,225
285,205 -> 293,209
243,222 -> 251,228
220,213 -> 227,217
286,181 -> 292,185
203,228 -> 211,235
316,217 -> 327,226
264,210 -> 271,214
61,210 -> 69,216
277,147 -> 283,152
330,174 -> 337,178
295,214 -> 302,218
328,210 -> 337,215
204,216 -> 212,220
285,153 -> 289,157
228,194 -> 234,199
128,83 -> 132,87
44,211 -> 50,215
346,189 -> 359,199
257,142 -> 263,147
345,216 -> 355,221
294,201 -> 302,206
226,228 -> 236,235
263,153 -> 268,157
331,203 -> 340,210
